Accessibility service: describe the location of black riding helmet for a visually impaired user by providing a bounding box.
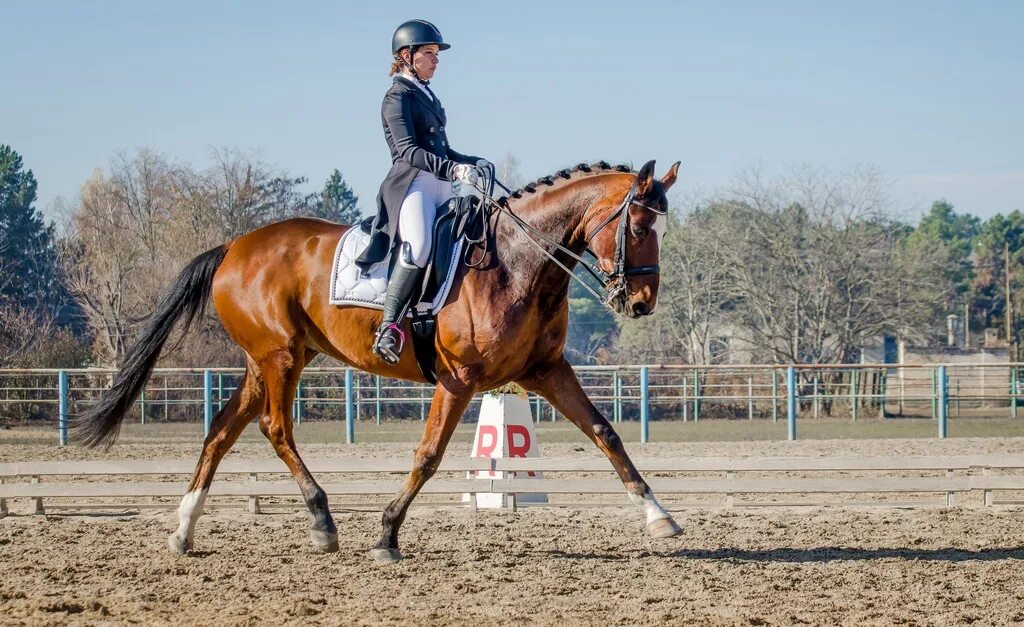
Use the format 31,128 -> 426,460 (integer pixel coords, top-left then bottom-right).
391,19 -> 450,54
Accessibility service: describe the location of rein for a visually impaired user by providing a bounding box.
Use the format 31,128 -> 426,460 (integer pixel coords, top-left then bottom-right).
468,165 -> 666,308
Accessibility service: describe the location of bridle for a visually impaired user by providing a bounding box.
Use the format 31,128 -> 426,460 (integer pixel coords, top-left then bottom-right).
466,164 -> 666,309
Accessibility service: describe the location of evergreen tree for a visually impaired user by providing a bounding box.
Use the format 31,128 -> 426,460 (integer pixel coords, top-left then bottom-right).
971,210 -> 1024,341
315,169 -> 361,224
0,145 -> 60,310
906,200 -> 980,305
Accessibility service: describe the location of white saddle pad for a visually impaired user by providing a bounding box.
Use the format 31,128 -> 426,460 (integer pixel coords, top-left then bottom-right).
329,226 -> 463,315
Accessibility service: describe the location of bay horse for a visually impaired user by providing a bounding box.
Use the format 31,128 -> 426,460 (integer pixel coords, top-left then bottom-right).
73,158 -> 682,563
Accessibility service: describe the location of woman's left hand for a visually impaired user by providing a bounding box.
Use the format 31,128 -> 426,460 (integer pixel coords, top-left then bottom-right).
452,164 -> 479,185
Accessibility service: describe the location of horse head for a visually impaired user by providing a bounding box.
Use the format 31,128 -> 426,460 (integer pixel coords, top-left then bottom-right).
583,159 -> 680,318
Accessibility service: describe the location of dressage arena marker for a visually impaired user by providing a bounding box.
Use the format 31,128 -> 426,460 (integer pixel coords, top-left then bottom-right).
466,393 -> 547,509
3,455 -> 1024,516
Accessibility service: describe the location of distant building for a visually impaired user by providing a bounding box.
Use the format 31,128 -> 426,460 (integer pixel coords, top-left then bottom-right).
861,330 -> 1011,413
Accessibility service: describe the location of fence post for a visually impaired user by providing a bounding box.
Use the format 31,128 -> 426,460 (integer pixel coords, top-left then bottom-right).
613,371 -> 621,423
812,376 -> 820,420
878,369 -> 887,419
345,369 -> 355,444
850,369 -> 858,422
355,374 -> 361,421
693,369 -> 700,423
140,387 -> 146,425
203,369 -> 213,437
681,375 -> 688,422
747,375 -> 754,420
217,373 -> 224,411
771,369 -> 778,423
899,365 -> 905,416
294,378 -> 303,425
786,366 -> 797,441
58,370 -> 69,446
1012,367 -> 1018,419
931,369 -> 937,420
375,375 -> 382,426
640,366 -> 650,443
938,365 -> 948,439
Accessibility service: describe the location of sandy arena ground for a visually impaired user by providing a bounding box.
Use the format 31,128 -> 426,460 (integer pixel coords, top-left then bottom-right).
3,428 -> 1024,625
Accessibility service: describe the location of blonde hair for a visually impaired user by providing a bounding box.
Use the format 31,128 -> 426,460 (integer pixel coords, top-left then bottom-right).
389,56 -> 404,76
389,49 -> 413,76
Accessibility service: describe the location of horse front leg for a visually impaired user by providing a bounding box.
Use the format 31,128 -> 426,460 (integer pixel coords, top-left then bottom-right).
520,358 -> 682,539
370,375 -> 475,564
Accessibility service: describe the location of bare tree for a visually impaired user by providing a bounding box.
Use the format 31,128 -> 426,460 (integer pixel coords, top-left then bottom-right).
64,167 -> 150,362
720,165 -> 946,364
496,153 -> 525,189
616,211 -> 737,365
616,166 -> 947,368
63,148 -> 316,367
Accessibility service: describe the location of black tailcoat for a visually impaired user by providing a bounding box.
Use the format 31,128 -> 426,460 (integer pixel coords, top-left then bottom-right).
355,76 -> 480,271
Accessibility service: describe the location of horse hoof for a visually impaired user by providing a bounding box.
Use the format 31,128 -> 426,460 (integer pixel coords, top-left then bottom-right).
309,529 -> 339,553
368,548 -> 403,564
647,517 -> 683,539
168,533 -> 192,555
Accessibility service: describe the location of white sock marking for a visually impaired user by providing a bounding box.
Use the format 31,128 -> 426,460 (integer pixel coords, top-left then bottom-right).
629,489 -> 671,525
173,488 -> 208,544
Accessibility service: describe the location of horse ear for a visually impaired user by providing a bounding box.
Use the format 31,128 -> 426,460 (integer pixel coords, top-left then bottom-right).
636,160 -> 656,194
660,161 -> 681,191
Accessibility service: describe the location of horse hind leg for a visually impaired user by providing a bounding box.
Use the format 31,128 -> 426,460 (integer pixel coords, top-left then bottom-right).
256,348 -> 338,553
169,361 -> 265,555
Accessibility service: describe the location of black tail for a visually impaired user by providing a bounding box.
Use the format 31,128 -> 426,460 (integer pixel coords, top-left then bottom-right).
72,245 -> 229,449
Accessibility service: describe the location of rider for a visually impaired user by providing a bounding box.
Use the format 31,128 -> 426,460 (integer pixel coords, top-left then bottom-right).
355,19 -> 490,365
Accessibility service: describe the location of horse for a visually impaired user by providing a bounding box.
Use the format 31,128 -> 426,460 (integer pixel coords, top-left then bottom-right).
72,158 -> 682,563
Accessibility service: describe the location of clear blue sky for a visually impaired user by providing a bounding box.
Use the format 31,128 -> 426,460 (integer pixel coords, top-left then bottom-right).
3,1 -> 1022,222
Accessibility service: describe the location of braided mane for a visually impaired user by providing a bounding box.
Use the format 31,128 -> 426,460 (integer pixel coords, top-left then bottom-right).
498,161 -> 634,205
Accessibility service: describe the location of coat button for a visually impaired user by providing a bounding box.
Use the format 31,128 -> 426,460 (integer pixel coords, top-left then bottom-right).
429,140 -> 435,146
440,126 -> 445,132
429,126 -> 436,133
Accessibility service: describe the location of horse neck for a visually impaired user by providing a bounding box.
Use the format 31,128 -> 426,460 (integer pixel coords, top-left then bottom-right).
494,179 -> 607,300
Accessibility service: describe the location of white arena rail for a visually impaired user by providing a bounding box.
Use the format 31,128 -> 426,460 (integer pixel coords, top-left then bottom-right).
2,455 -> 1024,516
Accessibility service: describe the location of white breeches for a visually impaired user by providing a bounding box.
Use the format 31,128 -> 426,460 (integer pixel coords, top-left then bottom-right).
398,170 -> 453,267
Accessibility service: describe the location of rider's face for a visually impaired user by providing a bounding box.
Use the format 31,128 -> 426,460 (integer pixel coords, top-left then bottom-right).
406,44 -> 439,80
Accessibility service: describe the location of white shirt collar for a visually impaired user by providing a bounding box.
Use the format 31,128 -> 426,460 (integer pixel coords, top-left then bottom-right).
399,72 -> 433,100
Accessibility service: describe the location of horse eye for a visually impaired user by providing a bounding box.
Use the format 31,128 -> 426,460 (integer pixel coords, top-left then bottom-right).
631,225 -> 648,238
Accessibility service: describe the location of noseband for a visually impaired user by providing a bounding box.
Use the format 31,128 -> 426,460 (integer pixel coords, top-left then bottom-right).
469,166 -> 666,308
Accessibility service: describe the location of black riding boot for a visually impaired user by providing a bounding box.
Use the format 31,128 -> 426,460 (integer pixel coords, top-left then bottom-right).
373,245 -> 425,365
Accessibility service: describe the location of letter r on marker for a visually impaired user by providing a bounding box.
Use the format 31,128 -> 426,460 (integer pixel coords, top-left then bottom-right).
475,425 -> 498,476
505,424 -> 535,477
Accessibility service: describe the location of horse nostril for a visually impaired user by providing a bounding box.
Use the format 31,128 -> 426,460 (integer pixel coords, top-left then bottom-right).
632,302 -> 650,316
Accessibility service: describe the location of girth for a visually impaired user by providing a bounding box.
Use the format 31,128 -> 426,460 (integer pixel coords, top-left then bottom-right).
407,193 -> 487,384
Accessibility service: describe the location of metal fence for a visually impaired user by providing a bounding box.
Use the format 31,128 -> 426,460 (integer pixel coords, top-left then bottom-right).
1,363 -> 1022,445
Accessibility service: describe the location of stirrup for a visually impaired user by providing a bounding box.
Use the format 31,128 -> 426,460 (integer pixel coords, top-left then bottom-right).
373,323 -> 406,364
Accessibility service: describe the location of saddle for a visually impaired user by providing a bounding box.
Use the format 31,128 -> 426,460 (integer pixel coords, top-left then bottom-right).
351,194 -> 487,383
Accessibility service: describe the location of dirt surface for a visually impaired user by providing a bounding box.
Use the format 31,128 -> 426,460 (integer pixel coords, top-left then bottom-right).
3,435 -> 1024,625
